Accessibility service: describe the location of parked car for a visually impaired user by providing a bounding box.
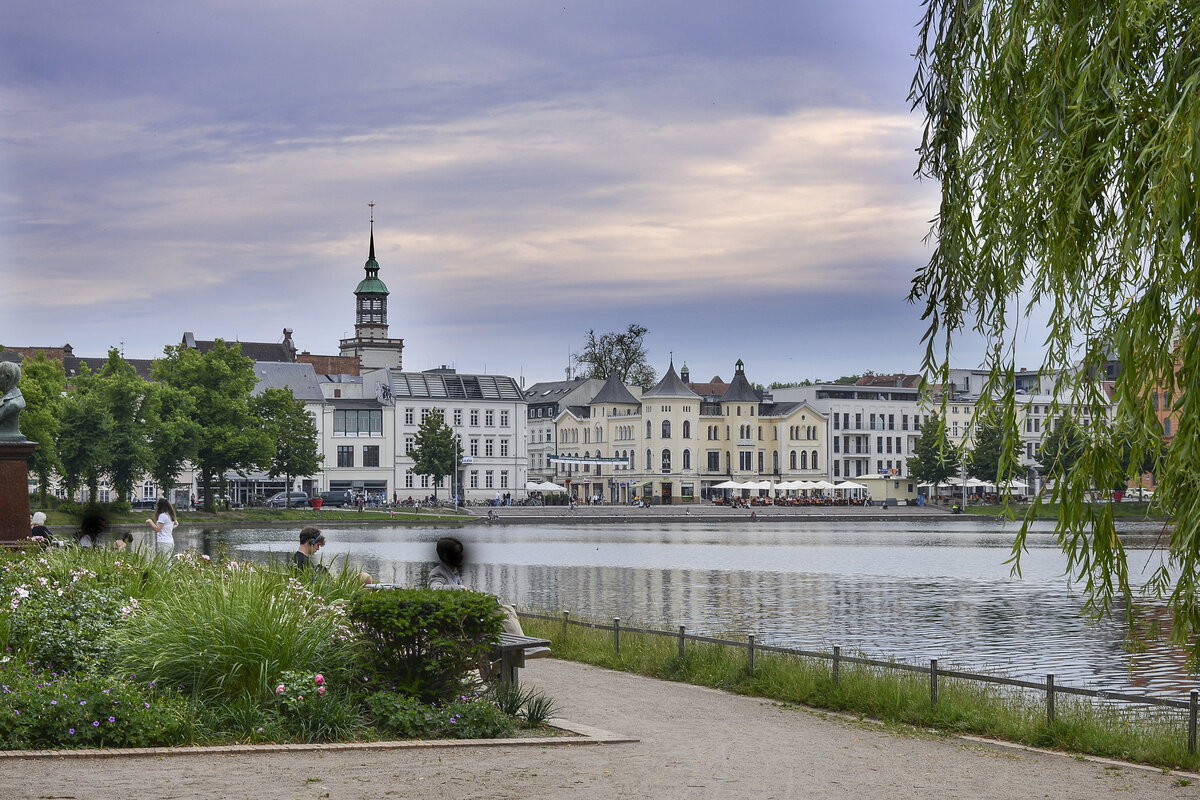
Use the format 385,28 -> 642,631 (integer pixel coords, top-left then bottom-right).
265,491 -> 309,508
319,489 -> 354,508
130,497 -> 158,510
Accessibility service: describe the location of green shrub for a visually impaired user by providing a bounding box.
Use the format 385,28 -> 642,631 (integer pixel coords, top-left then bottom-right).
110,566 -> 360,702
348,588 -> 503,704
366,691 -> 514,739
0,665 -> 194,750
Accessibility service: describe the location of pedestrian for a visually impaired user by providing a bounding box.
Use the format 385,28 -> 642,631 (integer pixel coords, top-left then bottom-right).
294,527 -> 329,574
76,507 -> 107,548
428,536 -> 549,658
113,531 -> 134,551
145,498 -> 177,551
29,511 -> 54,547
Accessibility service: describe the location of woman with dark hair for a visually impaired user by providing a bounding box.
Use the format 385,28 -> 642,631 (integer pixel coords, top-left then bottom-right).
76,508 -> 107,548
145,498 -> 177,551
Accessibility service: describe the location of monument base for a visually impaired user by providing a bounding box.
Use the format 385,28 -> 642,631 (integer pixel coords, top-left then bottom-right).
0,440 -> 37,543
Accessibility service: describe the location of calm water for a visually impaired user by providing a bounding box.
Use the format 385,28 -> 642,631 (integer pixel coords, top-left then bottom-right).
177,518 -> 1195,698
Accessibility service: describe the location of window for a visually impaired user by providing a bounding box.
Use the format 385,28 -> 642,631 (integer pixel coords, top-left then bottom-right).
758,426 -> 763,440
757,451 -> 764,472
647,420 -> 653,438
485,439 -> 494,457
661,449 -> 672,473
739,451 -> 753,470
902,414 -> 909,430
662,420 -> 672,438
800,450 -> 808,469
485,470 -> 494,488
404,435 -> 414,454
877,436 -> 883,452
334,409 -> 383,436
405,471 -> 413,488
707,451 -> 720,471
834,460 -> 840,477
500,470 -> 509,488
470,438 -> 479,457
683,450 -> 691,470
855,413 -> 862,429
337,446 -> 354,467
810,451 -> 818,470
646,449 -> 653,470
453,409 -> 462,426
486,410 -> 495,426
888,414 -> 895,430
363,445 -> 380,467
470,471 -> 479,488
421,474 -> 430,488
1165,418 -> 1172,436
790,450 -> 797,469
470,409 -> 479,426
683,421 -> 691,438
405,408 -> 414,425
500,410 -> 509,426
833,415 -> 840,430
834,437 -> 840,453
500,439 -> 509,457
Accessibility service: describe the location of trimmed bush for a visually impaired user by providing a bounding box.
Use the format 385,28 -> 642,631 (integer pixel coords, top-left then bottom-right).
349,588 -> 504,704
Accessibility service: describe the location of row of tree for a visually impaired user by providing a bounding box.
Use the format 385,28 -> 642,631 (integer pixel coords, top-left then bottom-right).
906,412 -> 1157,491
19,342 -> 321,511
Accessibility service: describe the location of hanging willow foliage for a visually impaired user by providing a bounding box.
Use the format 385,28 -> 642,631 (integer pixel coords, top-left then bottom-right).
910,1 -> 1200,658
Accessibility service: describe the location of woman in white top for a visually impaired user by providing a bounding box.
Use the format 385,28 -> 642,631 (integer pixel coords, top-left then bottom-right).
146,498 -> 177,551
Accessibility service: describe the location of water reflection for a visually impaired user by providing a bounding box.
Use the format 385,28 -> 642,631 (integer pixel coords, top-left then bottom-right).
177,519 -> 1198,698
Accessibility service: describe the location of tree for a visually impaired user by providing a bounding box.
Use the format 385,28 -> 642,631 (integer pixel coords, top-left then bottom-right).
93,349 -> 155,503
906,414 -> 959,487
574,323 -> 656,390
910,2 -> 1189,646
153,341 -> 271,511
1037,416 -> 1087,480
253,387 -> 322,508
57,385 -> 112,502
967,413 -> 1023,484
410,411 -> 461,499
144,382 -> 202,504
18,352 -> 65,505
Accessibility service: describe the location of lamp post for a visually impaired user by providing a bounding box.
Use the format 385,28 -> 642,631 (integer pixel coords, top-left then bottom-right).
453,432 -> 460,513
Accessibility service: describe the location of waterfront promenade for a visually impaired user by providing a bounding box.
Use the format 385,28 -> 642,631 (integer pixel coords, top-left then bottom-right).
457,499 -> 954,525
3,658 -> 1192,799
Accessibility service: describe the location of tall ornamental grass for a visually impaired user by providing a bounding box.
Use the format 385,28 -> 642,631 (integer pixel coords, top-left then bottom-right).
109,560 -> 360,702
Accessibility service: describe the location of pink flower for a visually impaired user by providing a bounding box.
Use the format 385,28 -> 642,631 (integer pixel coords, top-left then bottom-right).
297,695 -> 304,701
317,686 -> 326,696
314,674 -> 325,686
275,685 -> 286,695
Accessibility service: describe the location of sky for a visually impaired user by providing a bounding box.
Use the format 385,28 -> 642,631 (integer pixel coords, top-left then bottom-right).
0,1 -> 1041,387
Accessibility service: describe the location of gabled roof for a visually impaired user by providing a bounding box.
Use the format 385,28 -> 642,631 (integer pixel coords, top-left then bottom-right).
252,362 -> 324,401
590,372 -> 640,405
643,359 -> 700,399
182,331 -> 297,363
719,359 -> 761,403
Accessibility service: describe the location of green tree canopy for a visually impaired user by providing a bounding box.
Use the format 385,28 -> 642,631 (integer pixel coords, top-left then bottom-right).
410,411 -> 461,499
1037,415 -> 1088,480
153,341 -> 271,511
144,382 -> 202,502
253,387 -> 322,507
967,412 -> 1023,484
574,323 -> 656,390
93,349 -> 155,502
910,2 -> 1189,647
906,414 -> 960,487
57,378 -> 112,502
18,352 -> 65,505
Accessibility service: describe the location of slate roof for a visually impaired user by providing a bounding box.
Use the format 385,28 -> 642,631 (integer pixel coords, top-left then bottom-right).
643,361 -> 700,399
719,359 -> 761,403
182,332 -> 296,363
590,372 -> 640,406
252,362 -> 324,401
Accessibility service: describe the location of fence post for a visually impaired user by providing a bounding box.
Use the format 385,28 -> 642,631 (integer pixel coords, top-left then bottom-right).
678,625 -> 686,660
748,634 -> 756,674
832,646 -> 840,687
930,659 -> 938,709
614,617 -> 621,655
1046,674 -> 1055,724
562,610 -> 570,640
1190,691 -> 1198,755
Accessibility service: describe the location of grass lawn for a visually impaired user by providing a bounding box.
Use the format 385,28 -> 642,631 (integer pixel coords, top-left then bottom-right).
963,502 -> 1167,521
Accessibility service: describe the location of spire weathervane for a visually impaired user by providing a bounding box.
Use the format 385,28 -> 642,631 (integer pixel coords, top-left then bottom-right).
368,202 -> 374,223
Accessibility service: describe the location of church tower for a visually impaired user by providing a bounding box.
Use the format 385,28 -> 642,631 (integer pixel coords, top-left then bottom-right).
339,211 -> 404,370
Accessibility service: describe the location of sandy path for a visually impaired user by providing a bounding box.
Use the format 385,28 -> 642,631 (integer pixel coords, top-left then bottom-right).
1,658 -> 1195,799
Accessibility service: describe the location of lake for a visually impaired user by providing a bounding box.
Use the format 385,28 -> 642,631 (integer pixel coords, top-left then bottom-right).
178,517 -> 1195,698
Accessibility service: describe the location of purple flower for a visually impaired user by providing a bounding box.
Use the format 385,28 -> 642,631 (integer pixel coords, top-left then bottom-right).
108,716 -> 115,722
144,702 -> 150,708
69,728 -> 74,734
80,700 -> 86,706
50,700 -> 57,705
93,721 -> 99,727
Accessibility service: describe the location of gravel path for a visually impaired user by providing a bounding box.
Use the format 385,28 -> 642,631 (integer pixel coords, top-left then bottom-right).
2,658 -> 1196,799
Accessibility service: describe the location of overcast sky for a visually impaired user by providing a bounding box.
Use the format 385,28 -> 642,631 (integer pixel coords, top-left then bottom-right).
0,2 -> 1041,386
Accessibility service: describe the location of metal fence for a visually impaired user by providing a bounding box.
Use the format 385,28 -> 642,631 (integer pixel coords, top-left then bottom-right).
519,610 -> 1200,754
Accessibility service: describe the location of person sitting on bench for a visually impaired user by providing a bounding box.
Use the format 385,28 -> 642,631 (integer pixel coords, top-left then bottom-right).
429,536 -> 549,659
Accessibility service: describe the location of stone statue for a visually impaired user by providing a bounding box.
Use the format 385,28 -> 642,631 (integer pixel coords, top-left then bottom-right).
0,362 -> 27,441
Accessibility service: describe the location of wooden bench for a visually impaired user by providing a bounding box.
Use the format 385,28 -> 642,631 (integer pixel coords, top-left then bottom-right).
492,632 -> 552,688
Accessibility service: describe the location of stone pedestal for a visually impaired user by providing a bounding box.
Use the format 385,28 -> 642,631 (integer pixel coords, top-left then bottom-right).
0,440 -> 37,543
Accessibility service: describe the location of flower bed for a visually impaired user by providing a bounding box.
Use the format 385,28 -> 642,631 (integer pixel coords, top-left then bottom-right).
0,546 -> 555,750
